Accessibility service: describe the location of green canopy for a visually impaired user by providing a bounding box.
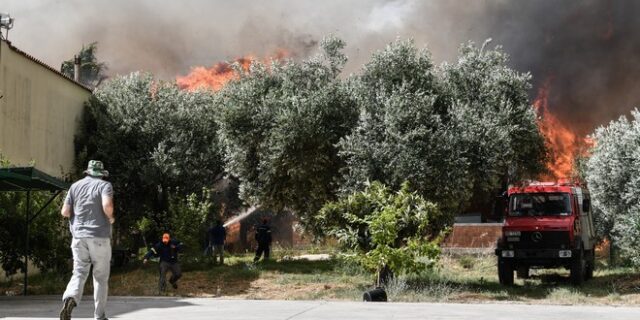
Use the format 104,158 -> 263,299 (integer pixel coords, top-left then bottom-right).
0,167 -> 70,191
0,167 -> 69,296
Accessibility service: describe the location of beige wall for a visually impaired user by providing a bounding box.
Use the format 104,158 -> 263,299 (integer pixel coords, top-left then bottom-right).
0,40 -> 91,178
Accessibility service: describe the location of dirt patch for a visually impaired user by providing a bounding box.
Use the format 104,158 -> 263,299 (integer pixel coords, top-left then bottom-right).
237,275 -> 350,300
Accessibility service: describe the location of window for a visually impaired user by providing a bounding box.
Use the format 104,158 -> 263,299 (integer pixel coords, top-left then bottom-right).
509,193 -> 572,216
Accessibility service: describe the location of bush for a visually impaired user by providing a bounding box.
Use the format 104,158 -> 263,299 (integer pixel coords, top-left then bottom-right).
317,181 -> 442,282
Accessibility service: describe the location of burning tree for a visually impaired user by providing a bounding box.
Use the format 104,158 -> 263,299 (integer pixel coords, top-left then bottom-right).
176,50 -> 288,92
532,79 -> 594,180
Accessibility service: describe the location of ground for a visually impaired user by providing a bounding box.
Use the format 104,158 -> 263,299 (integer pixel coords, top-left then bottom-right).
2,297 -> 640,320
1,251 -> 640,305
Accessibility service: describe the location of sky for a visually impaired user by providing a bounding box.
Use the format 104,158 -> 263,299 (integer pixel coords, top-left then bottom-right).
3,0 -> 640,134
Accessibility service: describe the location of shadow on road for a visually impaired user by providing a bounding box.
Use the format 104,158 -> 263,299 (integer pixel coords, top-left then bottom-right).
0,296 -> 194,318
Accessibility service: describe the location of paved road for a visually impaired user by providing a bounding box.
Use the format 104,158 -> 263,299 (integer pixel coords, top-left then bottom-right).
1,296 -> 639,320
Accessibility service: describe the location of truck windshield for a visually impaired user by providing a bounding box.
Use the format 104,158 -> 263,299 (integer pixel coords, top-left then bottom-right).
509,193 -> 572,216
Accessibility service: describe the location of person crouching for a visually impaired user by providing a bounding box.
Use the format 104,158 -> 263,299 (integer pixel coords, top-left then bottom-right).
143,233 -> 183,292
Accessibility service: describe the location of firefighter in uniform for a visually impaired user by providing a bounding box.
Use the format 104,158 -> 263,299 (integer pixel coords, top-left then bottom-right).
143,232 -> 184,291
253,218 -> 272,262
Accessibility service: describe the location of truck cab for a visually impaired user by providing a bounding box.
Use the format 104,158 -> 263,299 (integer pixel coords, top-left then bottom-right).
495,180 -> 597,285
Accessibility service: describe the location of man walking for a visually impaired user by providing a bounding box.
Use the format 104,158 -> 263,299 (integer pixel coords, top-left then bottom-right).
143,232 -> 184,291
60,160 -> 114,320
208,220 -> 226,265
253,218 -> 272,263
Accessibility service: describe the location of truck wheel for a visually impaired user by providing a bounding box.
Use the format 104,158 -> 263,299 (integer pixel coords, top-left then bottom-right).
498,258 -> 514,285
585,250 -> 595,280
517,266 -> 530,279
570,249 -> 585,286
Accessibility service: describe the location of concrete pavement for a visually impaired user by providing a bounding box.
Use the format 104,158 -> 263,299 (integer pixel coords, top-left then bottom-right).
1,296 -> 639,319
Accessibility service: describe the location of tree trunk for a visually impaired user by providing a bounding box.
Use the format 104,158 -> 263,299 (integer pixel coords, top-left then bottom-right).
377,264 -> 394,287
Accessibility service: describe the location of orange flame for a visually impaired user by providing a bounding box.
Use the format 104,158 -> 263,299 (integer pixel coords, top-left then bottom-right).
176,50 -> 288,92
533,79 -> 593,179
176,56 -> 253,91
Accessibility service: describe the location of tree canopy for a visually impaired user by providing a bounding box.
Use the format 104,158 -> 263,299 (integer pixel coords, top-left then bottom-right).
216,36 -> 358,227
585,109 -> 640,266
74,73 -> 224,245
70,37 -> 547,248
340,40 -> 546,216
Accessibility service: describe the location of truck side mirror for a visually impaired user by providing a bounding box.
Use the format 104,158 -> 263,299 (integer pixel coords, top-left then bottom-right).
582,199 -> 591,213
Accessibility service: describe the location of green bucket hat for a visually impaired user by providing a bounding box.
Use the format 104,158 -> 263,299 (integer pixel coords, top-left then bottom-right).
84,160 -> 109,177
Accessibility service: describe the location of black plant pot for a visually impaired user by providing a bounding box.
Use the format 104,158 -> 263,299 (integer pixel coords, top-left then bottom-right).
363,287 -> 387,302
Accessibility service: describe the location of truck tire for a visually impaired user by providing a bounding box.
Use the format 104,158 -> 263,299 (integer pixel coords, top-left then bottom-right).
498,258 -> 514,285
517,266 -> 530,279
570,248 -> 585,286
585,249 -> 595,280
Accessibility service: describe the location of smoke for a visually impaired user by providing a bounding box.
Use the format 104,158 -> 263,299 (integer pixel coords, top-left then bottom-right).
3,0 -> 640,133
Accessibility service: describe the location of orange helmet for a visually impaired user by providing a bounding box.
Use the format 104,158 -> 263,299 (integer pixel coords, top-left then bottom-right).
162,233 -> 170,244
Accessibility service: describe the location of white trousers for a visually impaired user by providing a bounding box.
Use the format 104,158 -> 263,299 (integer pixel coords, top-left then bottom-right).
62,237 -> 111,320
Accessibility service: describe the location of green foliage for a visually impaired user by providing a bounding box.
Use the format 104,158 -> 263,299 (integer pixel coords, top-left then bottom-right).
61,42 -> 108,88
340,39 -> 546,217
585,109 -> 640,266
165,190 -> 212,253
71,37 -> 546,248
216,36 -> 358,227
74,72 -> 224,244
0,153 -> 71,276
440,41 -> 547,195
317,181 -> 441,276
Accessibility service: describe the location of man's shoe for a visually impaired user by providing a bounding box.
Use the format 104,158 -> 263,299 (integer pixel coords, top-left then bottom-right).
170,280 -> 178,289
59,297 -> 76,320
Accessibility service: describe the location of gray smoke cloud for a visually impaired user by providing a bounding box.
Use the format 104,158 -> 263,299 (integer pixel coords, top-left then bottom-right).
3,0 -> 639,133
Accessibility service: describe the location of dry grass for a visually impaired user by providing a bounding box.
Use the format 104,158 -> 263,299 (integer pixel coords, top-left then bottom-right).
2,251 -> 639,305
384,253 -> 640,305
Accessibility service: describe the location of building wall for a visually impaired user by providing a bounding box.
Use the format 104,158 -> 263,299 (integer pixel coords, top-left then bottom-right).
0,40 -> 91,177
441,223 -> 503,249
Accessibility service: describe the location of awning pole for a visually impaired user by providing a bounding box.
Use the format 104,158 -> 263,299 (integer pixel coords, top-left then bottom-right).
29,190 -> 61,224
23,190 -> 30,296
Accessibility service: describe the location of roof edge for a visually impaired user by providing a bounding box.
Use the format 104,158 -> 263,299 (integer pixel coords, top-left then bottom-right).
1,39 -> 93,93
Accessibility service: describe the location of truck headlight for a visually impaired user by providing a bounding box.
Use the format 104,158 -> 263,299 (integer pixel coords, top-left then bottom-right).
505,231 -> 521,237
559,250 -> 572,258
501,250 -> 515,258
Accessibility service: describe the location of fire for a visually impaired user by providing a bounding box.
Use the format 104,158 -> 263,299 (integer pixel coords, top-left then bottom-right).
176,50 -> 288,91
176,57 -> 252,91
533,79 -> 593,179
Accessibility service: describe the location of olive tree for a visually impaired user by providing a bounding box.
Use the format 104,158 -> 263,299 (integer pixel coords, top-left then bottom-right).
74,73 -> 224,246
585,109 -> 640,266
216,36 -> 358,226
340,40 -> 546,218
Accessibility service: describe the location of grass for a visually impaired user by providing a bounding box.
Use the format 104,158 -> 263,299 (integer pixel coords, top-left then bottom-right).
1,250 -> 639,305
383,253 -> 640,305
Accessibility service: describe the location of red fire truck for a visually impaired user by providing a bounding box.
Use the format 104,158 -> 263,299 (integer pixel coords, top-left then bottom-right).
495,180 -> 597,285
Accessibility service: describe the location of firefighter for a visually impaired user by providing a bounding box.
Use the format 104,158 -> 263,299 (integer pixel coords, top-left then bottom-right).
253,218 -> 272,262
143,232 -> 184,291
208,219 -> 226,265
